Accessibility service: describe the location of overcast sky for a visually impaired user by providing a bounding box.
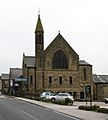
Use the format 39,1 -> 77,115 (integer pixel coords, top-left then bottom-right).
0,0 -> 108,75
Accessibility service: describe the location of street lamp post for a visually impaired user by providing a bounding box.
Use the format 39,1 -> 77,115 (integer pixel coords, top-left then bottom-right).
85,85 -> 92,107
81,84 -> 87,106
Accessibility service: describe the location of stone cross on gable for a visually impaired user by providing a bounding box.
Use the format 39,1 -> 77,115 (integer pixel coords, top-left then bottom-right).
38,8 -> 40,15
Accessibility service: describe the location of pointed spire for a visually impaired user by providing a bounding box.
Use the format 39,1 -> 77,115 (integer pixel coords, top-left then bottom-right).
35,13 -> 44,32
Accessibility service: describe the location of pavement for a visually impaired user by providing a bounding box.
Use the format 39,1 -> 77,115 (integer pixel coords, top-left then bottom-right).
16,97 -> 108,120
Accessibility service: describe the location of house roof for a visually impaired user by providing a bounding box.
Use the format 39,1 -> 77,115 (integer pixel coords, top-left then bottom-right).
79,60 -> 92,66
23,56 -> 35,67
10,68 -> 22,80
1,74 -> 9,80
93,74 -> 108,83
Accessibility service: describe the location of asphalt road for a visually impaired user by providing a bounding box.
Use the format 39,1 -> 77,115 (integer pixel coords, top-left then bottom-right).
0,95 -> 80,120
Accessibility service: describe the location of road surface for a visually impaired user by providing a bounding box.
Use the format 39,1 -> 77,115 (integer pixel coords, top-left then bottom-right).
0,95 -> 80,120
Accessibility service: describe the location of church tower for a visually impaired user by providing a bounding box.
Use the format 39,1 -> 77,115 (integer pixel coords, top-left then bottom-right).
35,14 -> 44,92
35,14 -> 44,69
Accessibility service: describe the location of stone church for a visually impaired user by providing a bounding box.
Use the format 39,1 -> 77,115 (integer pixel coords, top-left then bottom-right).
22,14 -> 93,100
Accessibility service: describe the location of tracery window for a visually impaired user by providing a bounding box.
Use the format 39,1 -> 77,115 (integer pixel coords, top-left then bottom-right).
52,50 -> 68,69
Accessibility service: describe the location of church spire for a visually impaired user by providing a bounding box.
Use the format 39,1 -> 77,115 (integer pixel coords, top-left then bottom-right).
35,14 -> 44,32
35,13 -> 44,51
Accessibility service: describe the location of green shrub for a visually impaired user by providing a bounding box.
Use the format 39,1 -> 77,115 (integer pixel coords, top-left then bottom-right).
79,105 -> 108,114
79,105 -> 89,110
97,108 -> 108,113
79,105 -> 100,111
90,105 -> 99,111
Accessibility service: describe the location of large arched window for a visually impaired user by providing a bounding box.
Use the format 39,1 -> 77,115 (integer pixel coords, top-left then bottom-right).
52,50 -> 68,69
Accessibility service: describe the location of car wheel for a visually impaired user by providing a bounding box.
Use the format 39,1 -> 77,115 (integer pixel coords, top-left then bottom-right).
41,97 -> 46,101
51,98 -> 56,103
70,101 -> 73,105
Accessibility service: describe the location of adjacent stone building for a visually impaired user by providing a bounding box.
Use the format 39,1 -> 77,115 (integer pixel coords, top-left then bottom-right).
0,76 -> 2,92
22,14 -> 93,100
22,54 -> 35,93
1,73 -> 9,93
9,68 -> 23,93
93,74 -> 108,101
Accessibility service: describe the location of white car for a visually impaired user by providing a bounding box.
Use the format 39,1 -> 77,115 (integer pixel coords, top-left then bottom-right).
104,98 -> 108,103
40,92 -> 56,100
51,93 -> 74,105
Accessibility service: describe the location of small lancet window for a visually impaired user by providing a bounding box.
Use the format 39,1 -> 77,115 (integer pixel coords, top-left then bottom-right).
83,67 -> 87,80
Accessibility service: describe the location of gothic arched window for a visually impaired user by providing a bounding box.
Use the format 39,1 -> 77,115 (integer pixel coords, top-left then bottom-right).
36,34 -> 43,44
39,34 -> 41,44
36,34 -> 39,44
52,50 -> 68,69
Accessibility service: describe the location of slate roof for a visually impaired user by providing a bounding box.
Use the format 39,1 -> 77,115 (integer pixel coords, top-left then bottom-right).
93,74 -> 108,83
45,33 -> 79,57
35,14 -> 44,32
10,68 -> 22,80
79,60 -> 92,66
23,56 -> 35,67
1,74 -> 9,80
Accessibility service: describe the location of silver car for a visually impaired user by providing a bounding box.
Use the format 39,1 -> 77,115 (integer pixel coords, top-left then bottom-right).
51,93 -> 74,105
104,98 -> 108,103
40,92 -> 56,100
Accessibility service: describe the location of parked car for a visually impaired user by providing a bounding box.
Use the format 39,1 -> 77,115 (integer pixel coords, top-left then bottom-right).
40,92 -> 56,101
104,98 -> 108,103
51,93 -> 74,105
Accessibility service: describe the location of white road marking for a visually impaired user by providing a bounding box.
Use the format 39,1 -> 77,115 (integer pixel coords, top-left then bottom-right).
53,110 -> 80,120
21,111 -> 39,120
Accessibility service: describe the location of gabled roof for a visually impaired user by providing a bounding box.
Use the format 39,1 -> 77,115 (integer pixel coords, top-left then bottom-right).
23,56 -> 35,67
93,74 -> 108,83
1,73 -> 9,80
35,14 -> 44,32
45,33 -> 79,57
79,60 -> 92,66
10,68 -> 22,80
